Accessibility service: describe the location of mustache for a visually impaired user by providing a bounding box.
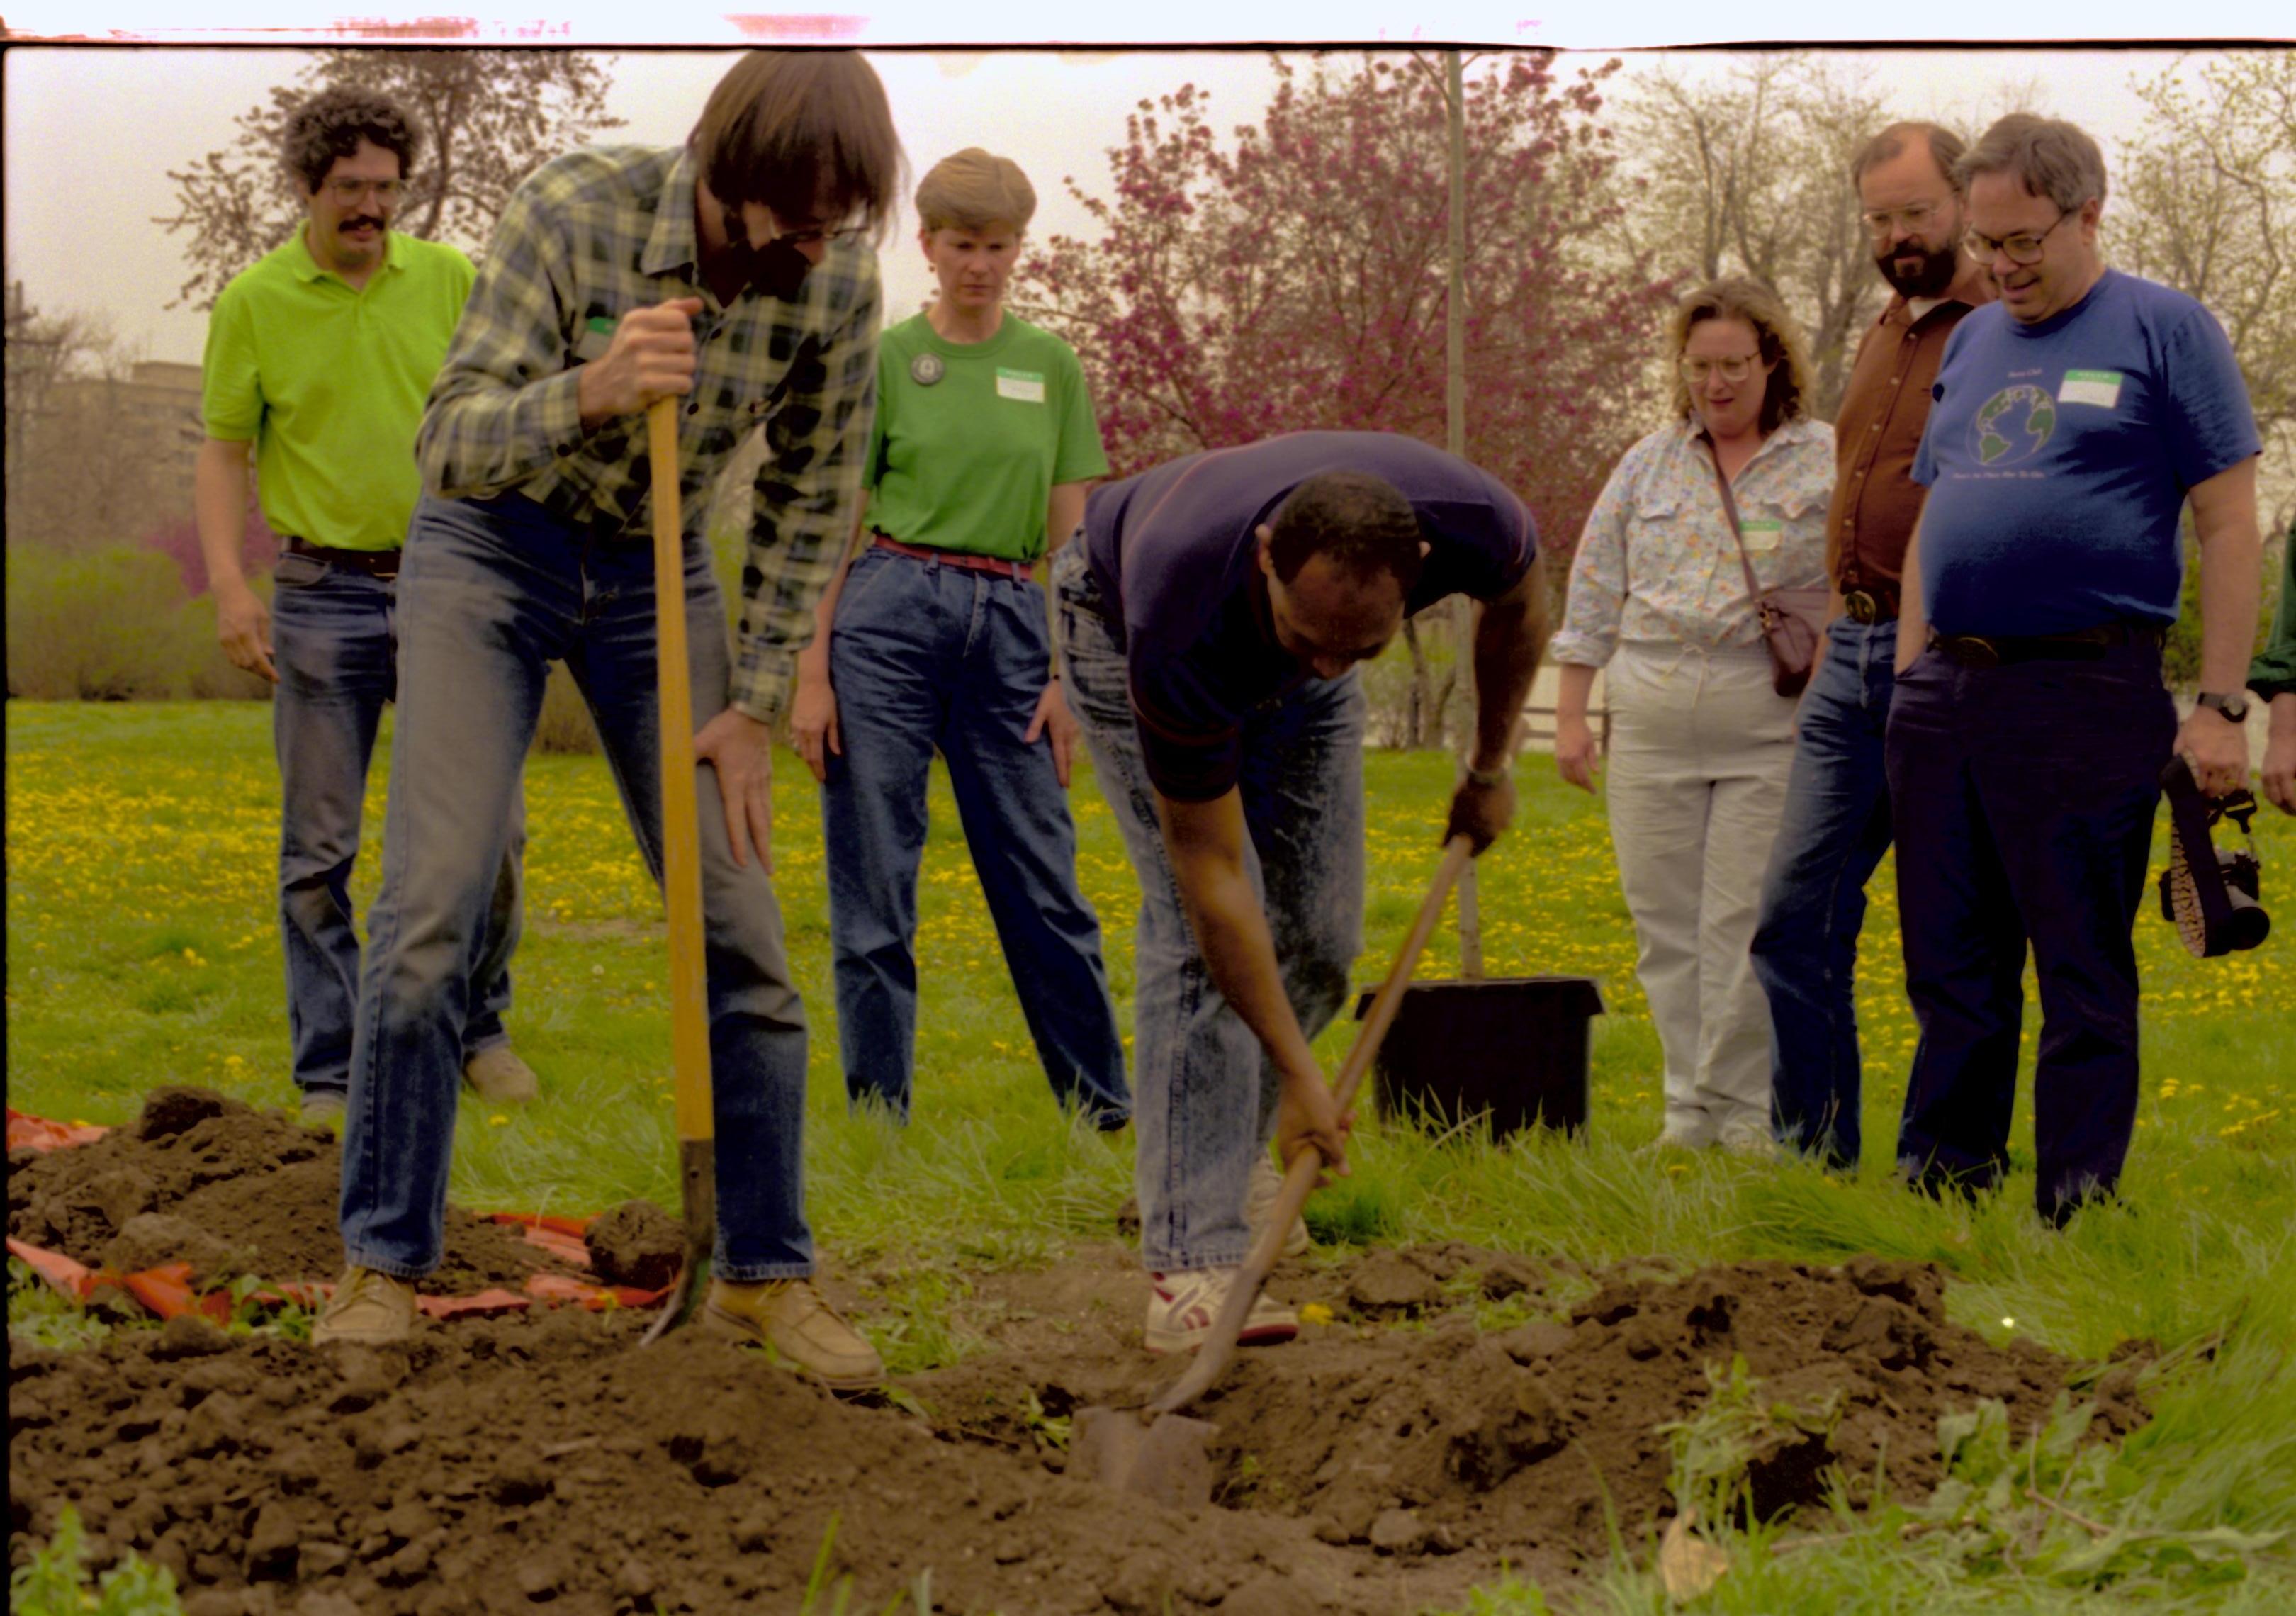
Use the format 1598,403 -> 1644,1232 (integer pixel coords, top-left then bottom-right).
339,215 -> 386,232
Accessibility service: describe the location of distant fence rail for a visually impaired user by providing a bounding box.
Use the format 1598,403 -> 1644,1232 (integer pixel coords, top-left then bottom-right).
1517,703 -> 1611,758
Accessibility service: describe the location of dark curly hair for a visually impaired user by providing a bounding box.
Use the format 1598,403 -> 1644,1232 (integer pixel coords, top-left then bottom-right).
281,86 -> 421,195
1265,471 -> 1426,594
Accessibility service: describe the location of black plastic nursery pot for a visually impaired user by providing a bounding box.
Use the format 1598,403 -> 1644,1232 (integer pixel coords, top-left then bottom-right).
1355,975 -> 1604,1138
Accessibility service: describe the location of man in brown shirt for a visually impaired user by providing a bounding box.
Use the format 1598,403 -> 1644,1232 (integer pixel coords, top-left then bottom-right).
1750,120 -> 1993,1168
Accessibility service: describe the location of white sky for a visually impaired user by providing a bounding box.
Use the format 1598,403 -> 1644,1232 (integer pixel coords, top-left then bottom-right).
1,43 -> 2222,371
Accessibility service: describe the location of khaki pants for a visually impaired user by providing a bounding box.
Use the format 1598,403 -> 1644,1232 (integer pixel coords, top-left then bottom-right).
1604,641 -> 1797,1145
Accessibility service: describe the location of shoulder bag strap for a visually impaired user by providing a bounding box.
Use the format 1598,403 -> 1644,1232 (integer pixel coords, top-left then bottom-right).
1704,438 -> 1768,610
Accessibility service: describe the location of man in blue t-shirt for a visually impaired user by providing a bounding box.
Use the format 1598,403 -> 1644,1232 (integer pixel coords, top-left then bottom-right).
1054,430 -> 1545,1352
1889,114 -> 2263,1225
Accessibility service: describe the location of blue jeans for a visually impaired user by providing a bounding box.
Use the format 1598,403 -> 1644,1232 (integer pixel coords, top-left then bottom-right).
1749,616 -> 1898,1167
1884,636 -> 2174,1223
822,545 -> 1129,1126
269,552 -> 520,1099
1054,547 -> 1363,1272
339,493 -> 814,1281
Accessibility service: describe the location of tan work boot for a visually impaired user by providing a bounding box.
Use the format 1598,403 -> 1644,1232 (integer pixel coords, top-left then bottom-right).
1245,1153 -> 1312,1259
311,1266 -> 419,1346
463,1043 -> 539,1105
703,1277 -> 884,1393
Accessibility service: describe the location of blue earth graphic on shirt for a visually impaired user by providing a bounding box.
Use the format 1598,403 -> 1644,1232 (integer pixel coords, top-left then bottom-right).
1970,384 -> 2056,467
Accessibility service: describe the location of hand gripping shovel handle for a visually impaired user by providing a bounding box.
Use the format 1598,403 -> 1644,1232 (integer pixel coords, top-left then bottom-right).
642,397 -> 717,1345
1149,833 -> 1476,1415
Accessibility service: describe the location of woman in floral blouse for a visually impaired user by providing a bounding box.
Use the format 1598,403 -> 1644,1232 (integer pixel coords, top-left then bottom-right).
1551,277 -> 1833,1152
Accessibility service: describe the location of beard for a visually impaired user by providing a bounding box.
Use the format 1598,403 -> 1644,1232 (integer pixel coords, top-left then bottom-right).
751,237 -> 814,302
709,202 -> 814,302
1876,239 -> 1959,299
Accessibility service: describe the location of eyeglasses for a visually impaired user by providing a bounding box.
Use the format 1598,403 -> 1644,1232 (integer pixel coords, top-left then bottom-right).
324,178 -> 404,204
1859,201 -> 1942,239
765,222 -> 863,249
1679,354 -> 1762,386
1962,206 -> 2073,266
730,201 -> 864,252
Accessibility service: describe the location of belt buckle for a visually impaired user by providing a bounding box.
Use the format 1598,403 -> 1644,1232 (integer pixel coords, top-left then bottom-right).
1945,634 -> 1999,670
1844,589 -> 1879,624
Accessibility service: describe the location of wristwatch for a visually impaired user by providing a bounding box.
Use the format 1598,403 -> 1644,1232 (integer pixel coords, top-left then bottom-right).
2196,692 -> 2251,723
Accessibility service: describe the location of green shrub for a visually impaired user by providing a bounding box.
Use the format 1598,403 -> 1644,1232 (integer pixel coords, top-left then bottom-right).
4,546 -> 267,702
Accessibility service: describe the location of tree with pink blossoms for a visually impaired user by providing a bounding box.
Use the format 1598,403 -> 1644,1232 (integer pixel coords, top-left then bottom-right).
1015,51 -> 1674,567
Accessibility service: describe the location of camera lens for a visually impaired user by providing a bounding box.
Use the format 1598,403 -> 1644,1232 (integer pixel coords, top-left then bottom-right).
2218,851 -> 2270,951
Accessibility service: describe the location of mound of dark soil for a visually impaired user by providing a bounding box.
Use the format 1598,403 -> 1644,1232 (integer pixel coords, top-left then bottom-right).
6,1087 -> 571,1291
9,1310 -> 1441,1616
7,1095 -> 2153,1614
584,1201 -> 682,1293
907,1247 -> 2149,1587
6,1245 -> 2148,1615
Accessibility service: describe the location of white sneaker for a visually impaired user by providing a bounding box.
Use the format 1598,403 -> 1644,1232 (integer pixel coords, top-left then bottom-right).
1245,1154 -> 1311,1259
1145,1267 -> 1298,1354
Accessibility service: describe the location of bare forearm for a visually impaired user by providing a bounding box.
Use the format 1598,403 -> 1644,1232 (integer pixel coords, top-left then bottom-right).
1470,557 -> 1546,770
194,440 -> 254,594
2195,514 -> 2263,694
1896,523 -> 1928,673
796,517 -> 869,681
1046,482 -> 1089,556
1555,662 -> 1598,726
1161,801 -> 1321,1087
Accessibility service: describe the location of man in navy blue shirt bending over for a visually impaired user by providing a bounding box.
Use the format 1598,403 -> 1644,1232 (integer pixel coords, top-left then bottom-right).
1054,431 -> 1545,1352
1890,114 -> 2263,1225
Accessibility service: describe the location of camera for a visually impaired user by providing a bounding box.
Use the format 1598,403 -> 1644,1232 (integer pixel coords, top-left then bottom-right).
2158,759 -> 2270,958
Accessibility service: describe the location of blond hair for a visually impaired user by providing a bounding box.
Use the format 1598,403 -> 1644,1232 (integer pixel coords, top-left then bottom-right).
915,148 -> 1037,234
1666,276 -> 1813,435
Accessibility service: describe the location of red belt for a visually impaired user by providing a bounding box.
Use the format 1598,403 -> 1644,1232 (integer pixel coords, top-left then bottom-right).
872,532 -> 1031,580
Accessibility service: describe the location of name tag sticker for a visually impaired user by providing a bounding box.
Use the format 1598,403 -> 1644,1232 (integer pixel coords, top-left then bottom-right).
996,367 -> 1046,403
1738,519 -> 1784,554
2059,369 -> 2123,409
574,315 -> 614,364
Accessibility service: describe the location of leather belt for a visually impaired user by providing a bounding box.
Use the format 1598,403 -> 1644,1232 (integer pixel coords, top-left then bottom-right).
286,536 -> 400,580
1841,583 -> 1898,624
872,532 -> 1031,580
1929,622 -> 2166,669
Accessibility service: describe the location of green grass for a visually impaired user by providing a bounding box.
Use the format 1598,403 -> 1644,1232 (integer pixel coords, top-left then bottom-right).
7,700 -> 2294,1610
9,1506 -> 181,1615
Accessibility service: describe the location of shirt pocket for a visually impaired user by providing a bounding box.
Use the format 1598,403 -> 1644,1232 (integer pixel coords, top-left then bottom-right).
1631,486 -> 1692,525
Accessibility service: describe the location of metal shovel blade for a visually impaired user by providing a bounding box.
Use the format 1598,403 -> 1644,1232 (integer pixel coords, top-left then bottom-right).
1069,1405 -> 1220,1509
641,1137 -> 715,1345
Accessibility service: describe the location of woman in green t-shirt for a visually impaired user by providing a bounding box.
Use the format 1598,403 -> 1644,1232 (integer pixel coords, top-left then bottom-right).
790,150 -> 1130,1128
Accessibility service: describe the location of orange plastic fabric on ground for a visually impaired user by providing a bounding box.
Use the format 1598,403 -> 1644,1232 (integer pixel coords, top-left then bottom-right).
7,1110 -> 110,1151
8,1111 -> 670,1321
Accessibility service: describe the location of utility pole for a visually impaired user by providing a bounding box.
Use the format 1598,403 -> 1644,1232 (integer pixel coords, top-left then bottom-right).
1445,50 -> 1485,980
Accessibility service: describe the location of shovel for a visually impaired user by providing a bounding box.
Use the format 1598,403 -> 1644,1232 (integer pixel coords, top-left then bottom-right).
641,395 -> 716,1345
1069,833 -> 1475,1505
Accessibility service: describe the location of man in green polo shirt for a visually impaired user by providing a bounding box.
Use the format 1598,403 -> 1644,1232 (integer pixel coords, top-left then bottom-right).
196,86 -> 536,1126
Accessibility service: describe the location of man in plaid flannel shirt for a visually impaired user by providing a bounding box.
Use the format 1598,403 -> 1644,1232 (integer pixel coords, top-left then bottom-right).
317,52 -> 899,1389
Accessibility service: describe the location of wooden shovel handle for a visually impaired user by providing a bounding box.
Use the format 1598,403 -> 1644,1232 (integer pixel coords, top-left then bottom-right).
648,398 -> 714,1146
1150,833 -> 1475,1416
